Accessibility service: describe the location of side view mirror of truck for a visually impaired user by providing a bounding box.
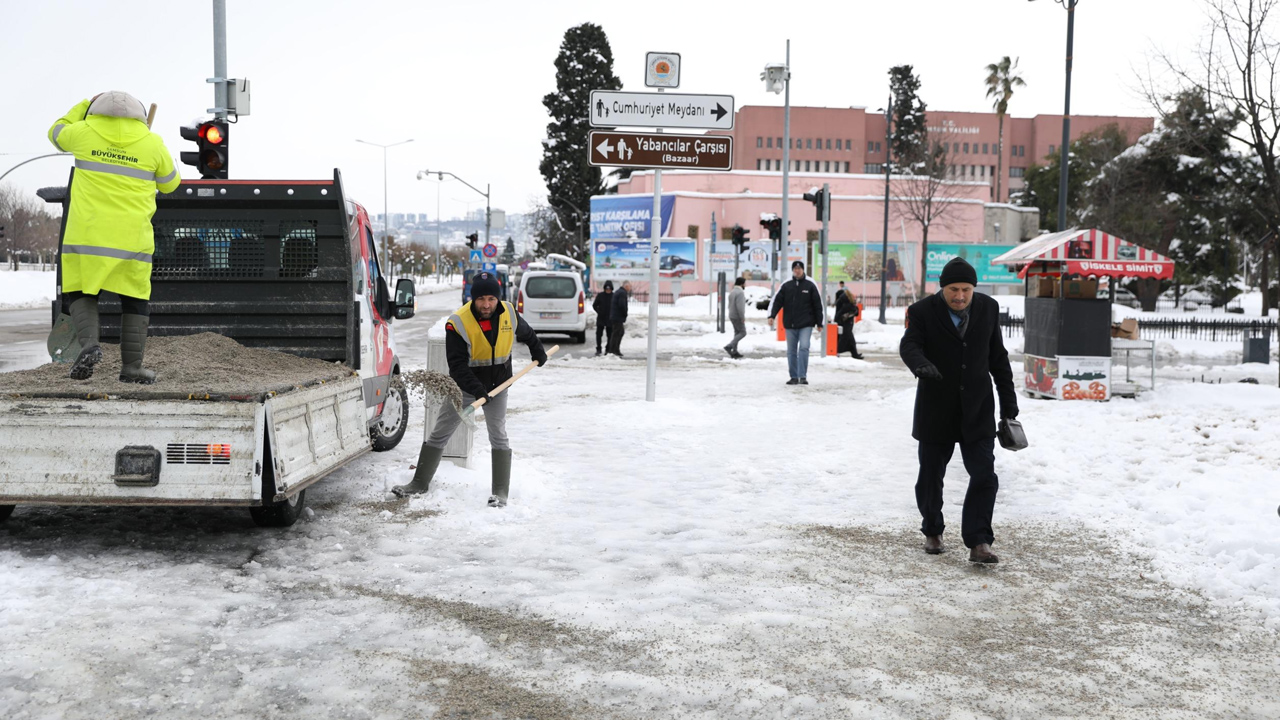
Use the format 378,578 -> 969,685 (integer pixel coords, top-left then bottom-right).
394,278 -> 416,320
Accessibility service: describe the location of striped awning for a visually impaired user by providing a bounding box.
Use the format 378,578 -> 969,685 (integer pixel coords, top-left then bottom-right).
991,228 -> 1175,280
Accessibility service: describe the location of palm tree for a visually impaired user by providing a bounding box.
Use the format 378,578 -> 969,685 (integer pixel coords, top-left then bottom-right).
984,57 -> 1026,203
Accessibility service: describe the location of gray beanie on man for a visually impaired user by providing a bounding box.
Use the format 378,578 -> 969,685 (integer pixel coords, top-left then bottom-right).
87,91 -> 147,122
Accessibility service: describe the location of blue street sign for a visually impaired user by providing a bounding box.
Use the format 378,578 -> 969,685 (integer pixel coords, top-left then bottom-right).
482,262 -> 497,272
469,249 -> 483,264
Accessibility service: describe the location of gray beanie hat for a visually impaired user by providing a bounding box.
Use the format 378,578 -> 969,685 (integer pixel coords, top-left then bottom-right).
87,91 -> 147,122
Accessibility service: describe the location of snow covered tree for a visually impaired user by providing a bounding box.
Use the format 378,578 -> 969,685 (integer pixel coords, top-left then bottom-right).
1017,125 -> 1131,231
1082,91 -> 1242,310
539,23 -> 621,260
889,66 -> 928,171
501,236 -> 516,264
984,56 -> 1026,203
893,134 -> 966,296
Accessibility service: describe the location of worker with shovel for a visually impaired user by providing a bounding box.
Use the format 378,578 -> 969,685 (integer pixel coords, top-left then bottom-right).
47,91 -> 180,384
393,272 -> 549,507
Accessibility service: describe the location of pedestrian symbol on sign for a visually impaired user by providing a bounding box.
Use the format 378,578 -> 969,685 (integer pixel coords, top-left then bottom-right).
469,249 -> 483,264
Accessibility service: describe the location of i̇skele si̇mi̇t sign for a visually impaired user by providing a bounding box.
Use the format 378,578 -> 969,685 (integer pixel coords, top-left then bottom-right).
588,131 -> 733,171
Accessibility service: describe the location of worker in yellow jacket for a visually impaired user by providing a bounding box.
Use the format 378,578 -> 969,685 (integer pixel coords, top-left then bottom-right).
48,92 -> 181,384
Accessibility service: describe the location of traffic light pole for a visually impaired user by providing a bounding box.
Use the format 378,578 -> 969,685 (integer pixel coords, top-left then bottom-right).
485,183 -> 492,247
776,39 -> 791,299
820,182 -> 830,321
211,0 -> 228,122
879,96 -> 893,325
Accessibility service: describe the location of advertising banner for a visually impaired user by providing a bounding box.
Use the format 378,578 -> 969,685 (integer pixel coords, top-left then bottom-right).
705,240 -> 805,281
813,243 -> 916,286
593,239 -> 698,281
924,244 -> 1022,285
1056,356 -> 1111,401
589,195 -> 676,240
1024,354 -> 1058,398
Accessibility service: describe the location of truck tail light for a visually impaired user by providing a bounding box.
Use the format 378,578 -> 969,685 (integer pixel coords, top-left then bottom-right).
578,291 -> 584,314
516,290 -> 523,314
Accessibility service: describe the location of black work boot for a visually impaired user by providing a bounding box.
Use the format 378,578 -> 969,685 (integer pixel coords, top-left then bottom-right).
68,295 -> 102,380
118,314 -> 157,384
393,444 -> 444,497
487,448 -> 512,507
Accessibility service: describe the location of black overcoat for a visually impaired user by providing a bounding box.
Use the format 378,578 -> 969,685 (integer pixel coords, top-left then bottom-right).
899,292 -> 1018,444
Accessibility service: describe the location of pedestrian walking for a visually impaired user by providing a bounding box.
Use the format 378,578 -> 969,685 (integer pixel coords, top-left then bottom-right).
392,272 -> 548,507
767,261 -> 824,385
834,290 -> 864,360
606,280 -> 630,356
48,92 -> 181,384
898,257 -> 1019,563
724,277 -> 747,359
592,280 -> 614,356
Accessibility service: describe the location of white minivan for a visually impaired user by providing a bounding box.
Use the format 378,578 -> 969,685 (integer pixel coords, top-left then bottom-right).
516,270 -> 587,343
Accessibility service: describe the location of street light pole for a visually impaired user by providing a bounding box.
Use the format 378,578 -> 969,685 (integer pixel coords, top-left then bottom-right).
762,44 -> 792,298
356,138 -> 413,270
1057,0 -> 1077,232
879,97 -> 893,325
418,169 -> 491,273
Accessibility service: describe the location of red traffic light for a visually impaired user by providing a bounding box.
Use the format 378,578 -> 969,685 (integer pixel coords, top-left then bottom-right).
204,125 -> 224,144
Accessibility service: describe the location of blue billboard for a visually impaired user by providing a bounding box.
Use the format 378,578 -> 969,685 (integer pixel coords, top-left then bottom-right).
589,195 -> 676,240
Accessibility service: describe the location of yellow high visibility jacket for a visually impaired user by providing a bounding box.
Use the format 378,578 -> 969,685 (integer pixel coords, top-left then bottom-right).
450,301 -> 515,367
48,99 -> 181,300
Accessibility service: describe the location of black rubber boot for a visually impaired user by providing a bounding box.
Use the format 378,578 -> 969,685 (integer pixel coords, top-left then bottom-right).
487,448 -> 512,507
118,314 -> 156,384
68,295 -> 102,380
393,444 -> 444,497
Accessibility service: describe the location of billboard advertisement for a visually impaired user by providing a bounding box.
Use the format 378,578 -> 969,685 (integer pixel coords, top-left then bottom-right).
593,239 -> 698,281
924,244 -> 1021,285
589,195 -> 676,240
815,243 -> 917,286
705,240 -> 805,281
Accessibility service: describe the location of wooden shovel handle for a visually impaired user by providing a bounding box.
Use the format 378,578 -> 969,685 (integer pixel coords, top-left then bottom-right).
146,103 -> 157,128
468,345 -> 559,411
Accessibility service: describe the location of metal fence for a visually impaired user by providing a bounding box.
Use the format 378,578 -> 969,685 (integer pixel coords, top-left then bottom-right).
998,314 -> 1277,343
629,292 -> 676,305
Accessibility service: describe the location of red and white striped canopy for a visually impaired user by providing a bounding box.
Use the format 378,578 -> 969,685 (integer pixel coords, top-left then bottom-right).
991,228 -> 1175,280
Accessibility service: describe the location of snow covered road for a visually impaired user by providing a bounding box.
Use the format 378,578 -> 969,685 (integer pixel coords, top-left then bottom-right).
2,292 -> 1278,718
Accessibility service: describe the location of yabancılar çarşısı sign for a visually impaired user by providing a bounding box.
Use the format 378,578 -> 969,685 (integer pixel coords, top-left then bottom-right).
589,195 -> 676,240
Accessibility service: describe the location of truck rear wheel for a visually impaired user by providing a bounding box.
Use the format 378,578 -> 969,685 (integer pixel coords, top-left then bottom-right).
250,489 -> 306,528
370,378 -> 409,452
0,505 -> 15,523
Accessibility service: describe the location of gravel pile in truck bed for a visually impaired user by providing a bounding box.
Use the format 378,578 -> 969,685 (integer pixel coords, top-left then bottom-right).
0,333 -> 354,401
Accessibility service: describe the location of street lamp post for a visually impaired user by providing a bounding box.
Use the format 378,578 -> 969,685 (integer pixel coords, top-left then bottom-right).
418,169 -> 491,273
1030,0 -> 1078,232
878,97 -> 894,324
762,43 -> 792,297
356,138 -> 413,269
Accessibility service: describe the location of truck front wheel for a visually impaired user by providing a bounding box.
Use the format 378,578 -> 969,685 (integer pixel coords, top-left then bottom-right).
250,489 -> 306,528
0,505 -> 15,523
371,378 -> 409,452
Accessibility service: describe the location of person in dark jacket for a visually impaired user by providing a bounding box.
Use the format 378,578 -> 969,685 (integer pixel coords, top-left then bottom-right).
592,280 -> 614,356
768,261 -> 825,384
606,280 -> 630,356
899,257 -> 1018,563
393,272 -> 547,507
834,290 -> 864,360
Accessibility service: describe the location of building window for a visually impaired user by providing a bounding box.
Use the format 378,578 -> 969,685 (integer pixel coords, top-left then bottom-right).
1020,145 -> 1026,157
836,139 -> 843,150
777,137 -> 783,148
1049,144 -> 1056,155
868,141 -> 875,153
953,142 -> 959,154
757,137 -> 763,148
757,159 -> 762,170
963,143 -> 969,154
795,160 -> 801,171
766,137 -> 773,148
844,162 -> 850,173
826,139 -> 832,150
991,165 -> 997,177
803,160 -> 810,171
824,161 -> 831,172
864,163 -> 880,173
1010,167 -> 1026,178
983,143 -> 989,154
846,139 -> 852,151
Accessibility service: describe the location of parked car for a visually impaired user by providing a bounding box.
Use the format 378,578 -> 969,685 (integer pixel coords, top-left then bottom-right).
515,270 -> 587,343
1100,287 -> 1141,308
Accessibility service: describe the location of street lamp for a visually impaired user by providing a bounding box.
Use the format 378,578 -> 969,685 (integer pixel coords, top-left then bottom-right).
419,170 -> 491,280
876,98 -> 894,325
762,43 -> 791,297
356,138 -> 414,269
1029,0 -> 1078,232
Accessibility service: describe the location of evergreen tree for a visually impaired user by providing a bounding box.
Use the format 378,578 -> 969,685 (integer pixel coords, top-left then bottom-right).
889,66 -> 928,171
1017,124 -> 1130,231
539,23 -> 621,259
501,236 -> 517,264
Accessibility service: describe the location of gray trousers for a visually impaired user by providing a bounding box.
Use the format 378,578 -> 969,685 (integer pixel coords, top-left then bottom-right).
728,318 -> 747,351
427,390 -> 509,450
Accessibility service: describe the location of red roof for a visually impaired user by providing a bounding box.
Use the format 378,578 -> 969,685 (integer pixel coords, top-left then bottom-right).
991,228 -> 1175,280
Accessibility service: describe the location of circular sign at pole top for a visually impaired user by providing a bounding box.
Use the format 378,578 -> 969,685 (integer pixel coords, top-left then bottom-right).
645,51 -> 681,88
482,243 -> 498,258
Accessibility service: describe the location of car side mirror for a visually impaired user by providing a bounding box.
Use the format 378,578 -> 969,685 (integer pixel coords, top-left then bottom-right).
394,278 -> 416,320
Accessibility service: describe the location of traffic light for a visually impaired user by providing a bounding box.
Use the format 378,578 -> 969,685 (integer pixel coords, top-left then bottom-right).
731,224 -> 751,254
803,187 -> 828,221
466,233 -> 479,249
759,216 -> 784,241
179,120 -> 229,179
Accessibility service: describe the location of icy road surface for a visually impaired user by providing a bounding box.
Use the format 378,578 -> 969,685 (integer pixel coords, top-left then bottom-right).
2,290 -> 1278,719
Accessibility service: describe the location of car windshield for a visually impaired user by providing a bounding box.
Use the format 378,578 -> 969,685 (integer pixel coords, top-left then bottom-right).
525,276 -> 577,299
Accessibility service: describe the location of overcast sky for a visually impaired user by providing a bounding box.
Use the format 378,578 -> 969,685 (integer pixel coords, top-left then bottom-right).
2,0 -> 1209,222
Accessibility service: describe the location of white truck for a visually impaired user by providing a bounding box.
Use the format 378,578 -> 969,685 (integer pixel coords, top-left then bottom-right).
0,171 -> 416,526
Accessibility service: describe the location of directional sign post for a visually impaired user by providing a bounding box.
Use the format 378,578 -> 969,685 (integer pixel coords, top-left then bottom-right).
589,90 -> 734,131
589,131 -> 733,171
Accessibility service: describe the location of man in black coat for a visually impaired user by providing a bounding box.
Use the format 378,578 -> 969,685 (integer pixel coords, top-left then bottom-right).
767,261 -> 825,385
899,257 -> 1018,563
592,280 -> 614,356
606,280 -> 630,356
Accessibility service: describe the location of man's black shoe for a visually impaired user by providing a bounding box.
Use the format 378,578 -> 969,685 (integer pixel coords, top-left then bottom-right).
786,378 -> 799,385
799,378 -> 809,385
